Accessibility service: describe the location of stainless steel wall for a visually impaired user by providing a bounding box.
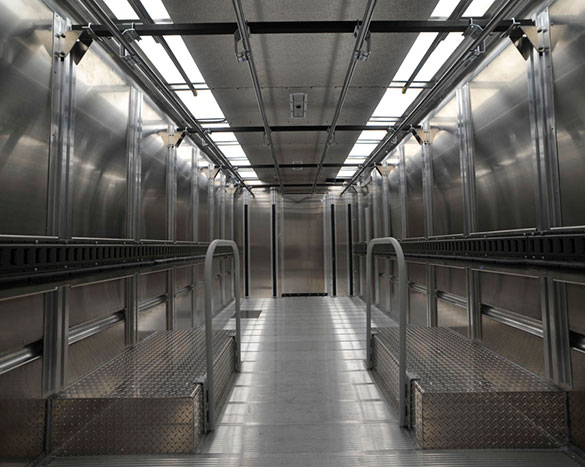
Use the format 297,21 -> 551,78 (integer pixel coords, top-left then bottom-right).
550,0 -> 585,227
282,195 -> 324,294
429,96 -> 463,235
0,0 -> 53,236
469,45 -> 536,232
176,144 -> 194,242
249,190 -> 272,297
71,48 -> 130,239
140,101 -> 169,240
403,136 -> 425,238
0,293 -> 45,460
355,3 -> 585,453
0,1 -> 237,462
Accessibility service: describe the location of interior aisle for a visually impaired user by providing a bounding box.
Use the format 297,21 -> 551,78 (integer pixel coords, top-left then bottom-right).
50,297 -> 580,466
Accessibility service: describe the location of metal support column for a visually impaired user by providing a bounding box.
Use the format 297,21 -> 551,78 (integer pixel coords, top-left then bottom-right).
398,145 -> 408,239
466,268 -> 482,341
421,120 -> 437,326
457,84 -> 477,236
270,187 -> 278,297
541,276 -> 572,388
344,192 -> 355,296
167,124 -> 177,242
427,265 -> 437,327
167,268 -> 177,330
48,13 -> 74,240
357,186 -> 366,297
125,273 -> 139,346
528,9 -> 562,231
127,88 -> 143,242
43,286 -> 70,396
243,191 -> 251,297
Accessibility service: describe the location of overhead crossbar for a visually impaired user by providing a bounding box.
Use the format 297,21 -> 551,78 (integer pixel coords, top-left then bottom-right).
73,19 -> 533,37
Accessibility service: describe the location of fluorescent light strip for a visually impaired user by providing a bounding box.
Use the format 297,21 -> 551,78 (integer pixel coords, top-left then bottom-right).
343,0 -> 495,169
102,0 -> 139,19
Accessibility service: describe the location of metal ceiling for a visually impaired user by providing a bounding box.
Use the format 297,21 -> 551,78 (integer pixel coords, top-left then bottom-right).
161,0 -> 440,191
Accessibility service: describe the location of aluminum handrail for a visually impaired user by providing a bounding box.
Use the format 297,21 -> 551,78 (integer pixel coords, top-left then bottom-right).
204,239 -> 241,431
365,237 -> 407,426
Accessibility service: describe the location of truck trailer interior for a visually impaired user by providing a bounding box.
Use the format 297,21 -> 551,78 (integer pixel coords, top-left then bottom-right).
2,0 -> 585,465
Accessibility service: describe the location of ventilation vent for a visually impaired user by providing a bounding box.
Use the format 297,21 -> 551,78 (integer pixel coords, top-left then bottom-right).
290,93 -> 307,119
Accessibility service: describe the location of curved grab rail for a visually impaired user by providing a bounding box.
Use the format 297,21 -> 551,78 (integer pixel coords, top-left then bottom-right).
365,237 -> 407,427
204,239 -> 241,431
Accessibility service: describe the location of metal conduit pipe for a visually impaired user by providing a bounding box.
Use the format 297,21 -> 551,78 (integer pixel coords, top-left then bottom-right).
71,0 -> 254,195
365,237 -> 407,426
231,0 -> 283,190
204,239 -> 241,431
401,0 -> 475,94
311,0 -> 378,193
341,0 -> 532,195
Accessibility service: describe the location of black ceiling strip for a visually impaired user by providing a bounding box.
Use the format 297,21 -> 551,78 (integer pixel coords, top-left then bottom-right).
74,19 -> 533,37
190,125 -> 391,133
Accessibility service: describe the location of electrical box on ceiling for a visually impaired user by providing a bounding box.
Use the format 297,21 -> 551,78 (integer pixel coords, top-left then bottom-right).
290,93 -> 307,119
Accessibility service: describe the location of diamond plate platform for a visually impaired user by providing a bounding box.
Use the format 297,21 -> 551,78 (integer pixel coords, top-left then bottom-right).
372,327 -> 567,449
50,330 -> 235,456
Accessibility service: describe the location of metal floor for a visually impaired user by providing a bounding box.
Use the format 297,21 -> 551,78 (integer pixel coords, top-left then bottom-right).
49,297 -> 581,466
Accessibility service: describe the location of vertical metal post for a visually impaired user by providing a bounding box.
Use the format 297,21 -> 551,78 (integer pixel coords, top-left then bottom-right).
323,195 -> 331,294
344,192 -> 354,297
421,120 -> 434,239
191,147 -> 199,242
528,9 -> 562,231
457,84 -> 477,236
167,268 -> 177,330
357,186 -> 365,296
47,13 -> 74,240
466,268 -> 482,340
43,286 -> 70,396
125,273 -> 139,345
208,164 -> 215,241
421,120 -> 437,327
167,124 -> 177,242
366,237 -> 408,427
541,276 -> 572,387
127,88 -> 143,241
427,265 -> 437,327
243,191 -> 251,297
219,176 -> 226,305
204,240 -> 241,431
270,187 -> 278,297
398,145 -> 408,239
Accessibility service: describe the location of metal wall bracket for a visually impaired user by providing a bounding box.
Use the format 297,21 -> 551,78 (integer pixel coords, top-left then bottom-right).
410,127 -> 436,145
508,21 -> 539,60
65,30 -> 93,65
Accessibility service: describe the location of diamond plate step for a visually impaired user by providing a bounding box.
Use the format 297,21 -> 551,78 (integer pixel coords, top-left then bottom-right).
50,330 -> 235,456
372,327 -> 567,449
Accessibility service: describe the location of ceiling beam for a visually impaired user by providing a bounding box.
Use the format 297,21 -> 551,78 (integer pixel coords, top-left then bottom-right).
219,163 -> 376,169
184,125 -> 391,133
73,19 -> 534,37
